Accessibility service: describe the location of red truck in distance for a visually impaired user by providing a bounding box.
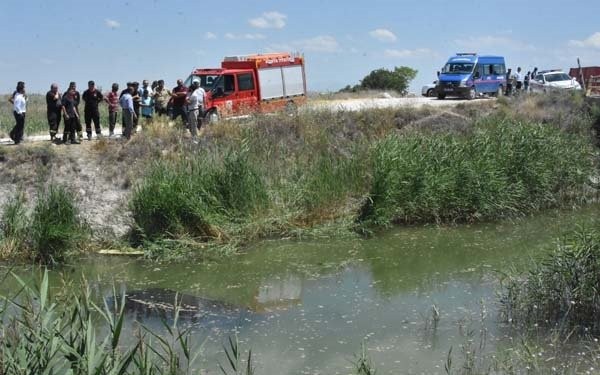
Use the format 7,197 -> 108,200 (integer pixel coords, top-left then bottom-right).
184,52 -> 307,122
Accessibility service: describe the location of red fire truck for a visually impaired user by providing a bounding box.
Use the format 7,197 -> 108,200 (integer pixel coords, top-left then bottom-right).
185,52 -> 307,122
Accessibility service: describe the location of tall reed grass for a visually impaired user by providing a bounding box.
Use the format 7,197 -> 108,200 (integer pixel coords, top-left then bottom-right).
500,227 -> 600,335
130,144 -> 268,242
358,118 -> 595,228
0,270 -> 205,374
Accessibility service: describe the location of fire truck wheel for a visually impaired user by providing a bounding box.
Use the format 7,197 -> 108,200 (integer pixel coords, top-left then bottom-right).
285,100 -> 297,115
207,110 -> 220,124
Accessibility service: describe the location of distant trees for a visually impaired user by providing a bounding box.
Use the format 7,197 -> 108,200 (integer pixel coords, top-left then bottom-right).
340,66 -> 418,96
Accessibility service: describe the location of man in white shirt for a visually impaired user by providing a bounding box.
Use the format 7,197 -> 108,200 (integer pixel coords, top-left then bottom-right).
515,67 -> 524,91
186,78 -> 205,142
10,82 -> 27,144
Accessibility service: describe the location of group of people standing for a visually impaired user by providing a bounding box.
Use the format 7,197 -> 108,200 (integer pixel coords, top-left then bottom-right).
505,67 -> 539,96
6,78 -> 206,145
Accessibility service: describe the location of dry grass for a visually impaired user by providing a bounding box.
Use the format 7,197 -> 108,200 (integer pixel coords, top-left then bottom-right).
498,91 -> 594,134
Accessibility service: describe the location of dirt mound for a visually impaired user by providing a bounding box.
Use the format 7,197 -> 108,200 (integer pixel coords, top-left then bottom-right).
397,110 -> 472,135
0,142 -> 133,239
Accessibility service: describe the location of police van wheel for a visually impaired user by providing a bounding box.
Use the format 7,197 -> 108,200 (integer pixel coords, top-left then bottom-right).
467,87 -> 477,100
437,93 -> 446,100
426,89 -> 435,97
496,86 -> 504,97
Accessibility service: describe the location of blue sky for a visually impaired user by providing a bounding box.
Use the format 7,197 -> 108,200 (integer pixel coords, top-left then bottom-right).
1,0 -> 599,94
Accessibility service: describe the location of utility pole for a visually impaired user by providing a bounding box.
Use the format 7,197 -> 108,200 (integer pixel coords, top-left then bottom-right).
577,58 -> 586,92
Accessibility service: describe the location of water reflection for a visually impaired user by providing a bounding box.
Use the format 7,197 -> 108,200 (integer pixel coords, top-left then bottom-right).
117,288 -> 255,327
252,276 -> 303,312
6,206 -> 599,374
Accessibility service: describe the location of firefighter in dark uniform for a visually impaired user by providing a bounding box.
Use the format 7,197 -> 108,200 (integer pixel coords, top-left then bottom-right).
65,81 -> 83,141
82,80 -> 104,140
45,83 -> 62,141
61,88 -> 80,144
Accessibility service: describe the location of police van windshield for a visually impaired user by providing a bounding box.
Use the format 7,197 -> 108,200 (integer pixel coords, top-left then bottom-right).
442,63 -> 475,74
184,74 -> 220,91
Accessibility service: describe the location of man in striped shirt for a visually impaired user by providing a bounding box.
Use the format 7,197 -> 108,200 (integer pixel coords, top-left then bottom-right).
104,83 -> 119,137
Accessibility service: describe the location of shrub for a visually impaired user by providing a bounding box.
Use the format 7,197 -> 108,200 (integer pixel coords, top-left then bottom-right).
358,119 -> 594,227
29,185 -> 86,264
500,228 -> 600,334
359,66 -> 418,96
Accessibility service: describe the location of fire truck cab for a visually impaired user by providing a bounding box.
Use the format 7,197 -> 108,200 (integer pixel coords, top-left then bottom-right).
185,52 -> 307,122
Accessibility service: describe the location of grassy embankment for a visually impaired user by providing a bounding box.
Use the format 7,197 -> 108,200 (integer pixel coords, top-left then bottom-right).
130,93 -> 599,259
0,92 -> 599,261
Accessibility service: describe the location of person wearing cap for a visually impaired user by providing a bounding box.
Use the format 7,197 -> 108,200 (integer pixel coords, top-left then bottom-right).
65,82 -> 83,141
186,78 -> 205,142
82,80 -> 104,140
46,83 -> 62,141
104,83 -> 120,137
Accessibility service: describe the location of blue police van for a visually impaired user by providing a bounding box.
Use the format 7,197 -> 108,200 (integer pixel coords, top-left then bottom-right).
435,53 -> 506,100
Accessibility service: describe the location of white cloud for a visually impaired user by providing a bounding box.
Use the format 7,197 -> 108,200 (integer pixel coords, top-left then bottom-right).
454,35 -> 534,51
249,11 -> 287,29
295,35 -> 340,52
224,33 -> 266,40
369,28 -> 397,43
203,32 -> 217,40
105,19 -> 120,29
267,35 -> 340,53
384,48 -> 436,58
569,32 -> 600,48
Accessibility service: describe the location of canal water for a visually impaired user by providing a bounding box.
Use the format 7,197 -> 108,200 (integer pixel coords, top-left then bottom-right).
7,206 -> 600,374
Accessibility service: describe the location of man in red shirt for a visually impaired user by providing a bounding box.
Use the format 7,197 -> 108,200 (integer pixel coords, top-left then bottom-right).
170,79 -> 188,126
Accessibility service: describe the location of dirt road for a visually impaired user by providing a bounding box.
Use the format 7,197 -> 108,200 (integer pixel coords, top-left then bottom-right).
308,96 -> 469,112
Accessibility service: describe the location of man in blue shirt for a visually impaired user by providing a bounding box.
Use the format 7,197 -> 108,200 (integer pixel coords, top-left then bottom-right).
119,87 -> 137,140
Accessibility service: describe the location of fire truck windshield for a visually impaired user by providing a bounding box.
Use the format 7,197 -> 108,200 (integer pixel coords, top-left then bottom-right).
184,74 -> 221,91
